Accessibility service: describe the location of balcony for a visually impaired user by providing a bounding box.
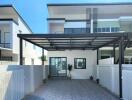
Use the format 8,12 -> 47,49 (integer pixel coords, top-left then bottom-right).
0,56 -> 13,61
0,43 -> 11,48
64,28 -> 90,34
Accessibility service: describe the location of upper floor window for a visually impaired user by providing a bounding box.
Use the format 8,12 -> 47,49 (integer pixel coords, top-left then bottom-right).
111,27 -> 120,32
64,28 -> 90,34
94,27 -> 119,33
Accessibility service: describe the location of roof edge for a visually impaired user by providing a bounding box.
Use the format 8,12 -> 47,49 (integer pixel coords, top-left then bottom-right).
0,4 -> 33,33
47,2 -> 132,6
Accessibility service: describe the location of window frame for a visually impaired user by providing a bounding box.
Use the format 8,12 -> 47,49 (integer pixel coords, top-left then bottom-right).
74,58 -> 86,69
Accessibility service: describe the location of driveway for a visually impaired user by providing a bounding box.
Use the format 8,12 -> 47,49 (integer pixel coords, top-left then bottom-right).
23,79 -> 119,100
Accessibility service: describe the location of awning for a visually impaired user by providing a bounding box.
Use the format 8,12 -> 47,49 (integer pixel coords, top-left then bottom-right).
17,33 -> 131,51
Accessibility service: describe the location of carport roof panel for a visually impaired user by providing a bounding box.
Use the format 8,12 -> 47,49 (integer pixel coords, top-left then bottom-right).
17,33 -> 129,51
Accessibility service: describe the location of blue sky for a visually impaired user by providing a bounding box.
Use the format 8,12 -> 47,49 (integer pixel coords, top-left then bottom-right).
0,0 -> 132,33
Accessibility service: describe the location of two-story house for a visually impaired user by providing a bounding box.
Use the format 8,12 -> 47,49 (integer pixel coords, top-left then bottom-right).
46,3 -> 132,78
0,5 -> 41,65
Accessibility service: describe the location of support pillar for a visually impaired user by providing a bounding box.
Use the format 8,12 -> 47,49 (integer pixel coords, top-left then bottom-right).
19,38 -> 23,65
42,49 -> 44,65
119,36 -> 124,99
113,44 -> 116,64
97,49 -> 99,65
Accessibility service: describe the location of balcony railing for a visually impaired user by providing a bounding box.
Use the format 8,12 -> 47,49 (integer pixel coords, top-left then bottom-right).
0,43 -> 11,48
0,56 -> 13,61
64,28 -> 90,34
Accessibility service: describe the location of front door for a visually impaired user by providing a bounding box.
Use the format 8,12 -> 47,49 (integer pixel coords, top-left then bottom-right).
49,57 -> 67,77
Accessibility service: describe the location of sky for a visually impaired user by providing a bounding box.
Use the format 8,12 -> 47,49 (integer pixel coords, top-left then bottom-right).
0,0 -> 132,33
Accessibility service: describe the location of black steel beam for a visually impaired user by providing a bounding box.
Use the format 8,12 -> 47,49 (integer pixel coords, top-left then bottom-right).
43,46 -> 95,49
97,49 -> 99,64
93,37 -> 120,50
119,36 -> 124,99
27,37 -> 116,40
17,33 -> 128,39
18,37 -> 46,50
0,50 -> 1,59
19,38 -> 23,65
42,49 -> 44,65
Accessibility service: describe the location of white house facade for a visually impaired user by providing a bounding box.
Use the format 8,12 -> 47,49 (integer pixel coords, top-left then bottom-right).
16,3 -> 132,100
46,3 -> 132,79
0,5 -> 41,65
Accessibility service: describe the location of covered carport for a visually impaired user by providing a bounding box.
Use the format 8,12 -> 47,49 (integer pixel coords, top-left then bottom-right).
17,33 -> 131,99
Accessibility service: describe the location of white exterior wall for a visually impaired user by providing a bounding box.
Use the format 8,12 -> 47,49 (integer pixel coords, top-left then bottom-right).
48,50 -> 97,79
49,14 -> 88,20
64,22 -> 86,28
49,23 -> 64,33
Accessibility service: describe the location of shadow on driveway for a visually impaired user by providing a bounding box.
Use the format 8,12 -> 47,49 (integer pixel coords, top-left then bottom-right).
22,95 -> 44,100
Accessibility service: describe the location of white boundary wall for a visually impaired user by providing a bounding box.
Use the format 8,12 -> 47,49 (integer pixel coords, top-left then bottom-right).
122,65 -> 132,100
0,65 -> 45,100
97,58 -> 132,99
97,64 -> 119,95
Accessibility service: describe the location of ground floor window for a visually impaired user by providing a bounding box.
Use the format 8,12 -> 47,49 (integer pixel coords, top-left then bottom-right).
74,58 -> 86,69
124,57 -> 132,64
49,57 -> 67,77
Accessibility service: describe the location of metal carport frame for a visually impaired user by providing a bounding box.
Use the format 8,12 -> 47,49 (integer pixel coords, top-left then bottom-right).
17,32 -> 132,99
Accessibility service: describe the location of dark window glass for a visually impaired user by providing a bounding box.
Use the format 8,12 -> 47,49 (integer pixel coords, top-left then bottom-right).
101,56 -> 110,59
94,28 -> 97,32
111,27 -> 119,32
74,58 -> 86,69
97,28 -> 101,32
102,28 -> 105,32
106,27 -> 110,32
111,27 -> 115,32
124,58 -> 129,64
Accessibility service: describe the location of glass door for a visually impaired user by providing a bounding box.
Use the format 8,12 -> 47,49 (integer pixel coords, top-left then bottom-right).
50,57 -> 67,77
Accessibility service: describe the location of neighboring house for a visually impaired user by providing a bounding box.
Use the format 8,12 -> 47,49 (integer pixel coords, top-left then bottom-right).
0,5 -> 41,65
47,3 -> 132,78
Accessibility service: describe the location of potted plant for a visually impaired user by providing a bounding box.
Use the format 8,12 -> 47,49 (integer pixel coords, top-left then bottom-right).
90,76 -> 93,80
40,55 -> 47,65
68,64 -> 72,79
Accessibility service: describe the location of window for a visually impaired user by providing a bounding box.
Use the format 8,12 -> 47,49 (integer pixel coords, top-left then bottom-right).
124,58 -> 132,64
95,27 -> 120,33
101,55 -> 111,59
111,27 -> 120,32
31,58 -> 34,65
97,28 -> 101,32
102,28 -> 105,32
106,27 -> 110,32
74,58 -> 86,69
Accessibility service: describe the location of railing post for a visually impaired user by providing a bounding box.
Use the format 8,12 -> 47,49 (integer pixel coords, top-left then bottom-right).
19,38 -> 23,65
